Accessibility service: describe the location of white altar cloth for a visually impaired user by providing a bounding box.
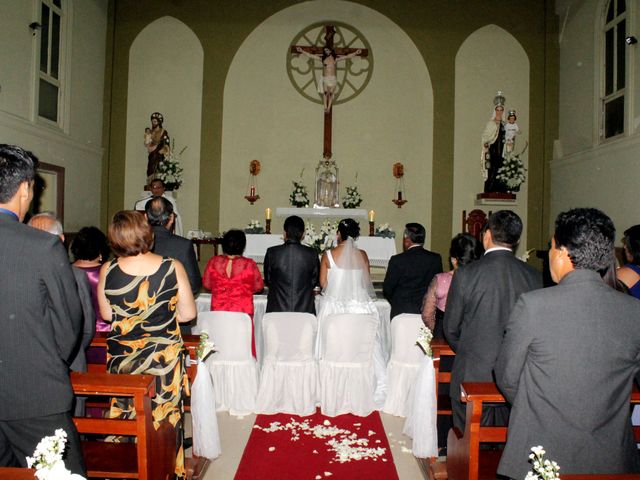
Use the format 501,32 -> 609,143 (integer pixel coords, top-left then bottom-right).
244,234 -> 396,267
195,294 -> 391,368
275,207 -> 367,218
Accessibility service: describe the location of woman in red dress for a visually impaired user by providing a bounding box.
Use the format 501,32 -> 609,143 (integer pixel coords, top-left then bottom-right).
202,229 -> 264,355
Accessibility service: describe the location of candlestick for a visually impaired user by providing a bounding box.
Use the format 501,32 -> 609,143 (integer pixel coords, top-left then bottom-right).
397,191 -> 403,201
368,210 -> 375,222
265,219 -> 272,234
265,208 -> 272,220
250,185 -> 256,196
369,221 -> 375,236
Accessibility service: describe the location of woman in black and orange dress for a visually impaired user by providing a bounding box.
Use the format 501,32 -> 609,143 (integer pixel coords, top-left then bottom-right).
97,211 -> 196,478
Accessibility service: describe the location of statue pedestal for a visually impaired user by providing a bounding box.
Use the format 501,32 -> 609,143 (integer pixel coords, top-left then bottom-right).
475,192 -> 517,207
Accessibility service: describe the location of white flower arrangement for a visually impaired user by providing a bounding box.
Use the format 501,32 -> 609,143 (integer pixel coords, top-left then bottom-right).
374,223 -> 395,239
416,325 -> 433,357
525,446 -> 560,480
244,219 -> 264,234
196,331 -> 216,361
26,429 -> 85,480
518,248 -> 535,263
289,180 -> 310,208
342,185 -> 363,209
303,220 -> 337,255
157,139 -> 185,191
496,153 -> 527,191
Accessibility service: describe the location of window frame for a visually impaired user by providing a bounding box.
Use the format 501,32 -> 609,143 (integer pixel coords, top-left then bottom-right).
34,0 -> 70,129
597,0 -> 632,143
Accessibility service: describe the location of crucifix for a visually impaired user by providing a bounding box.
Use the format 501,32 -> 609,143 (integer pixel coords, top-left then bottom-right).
290,25 -> 369,160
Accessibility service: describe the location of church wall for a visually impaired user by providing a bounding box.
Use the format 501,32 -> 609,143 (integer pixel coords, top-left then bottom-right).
453,25 -> 531,253
104,0 -> 556,258
0,0 -> 107,231
552,0 -> 640,236
124,16 -> 203,234
220,1 -> 433,249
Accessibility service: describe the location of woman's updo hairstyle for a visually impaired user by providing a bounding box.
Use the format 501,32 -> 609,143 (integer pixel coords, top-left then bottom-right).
337,218 -> 360,241
450,233 -> 483,267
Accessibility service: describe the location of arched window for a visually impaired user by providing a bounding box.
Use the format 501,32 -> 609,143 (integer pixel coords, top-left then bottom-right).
600,0 -> 627,140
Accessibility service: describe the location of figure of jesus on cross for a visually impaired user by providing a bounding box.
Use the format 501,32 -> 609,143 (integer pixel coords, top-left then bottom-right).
290,25 -> 369,158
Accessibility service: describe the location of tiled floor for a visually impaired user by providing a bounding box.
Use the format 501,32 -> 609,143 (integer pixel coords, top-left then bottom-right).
187,411 -> 424,479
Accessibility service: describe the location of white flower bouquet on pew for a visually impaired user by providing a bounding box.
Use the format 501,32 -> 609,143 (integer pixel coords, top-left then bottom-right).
26,429 -> 85,480
525,446 -> 560,480
191,331 -> 221,460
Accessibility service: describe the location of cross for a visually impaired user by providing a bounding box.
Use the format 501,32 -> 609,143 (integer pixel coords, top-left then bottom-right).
290,25 -> 368,159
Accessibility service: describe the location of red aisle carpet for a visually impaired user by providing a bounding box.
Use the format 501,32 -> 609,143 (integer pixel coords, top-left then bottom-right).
234,409 -> 399,480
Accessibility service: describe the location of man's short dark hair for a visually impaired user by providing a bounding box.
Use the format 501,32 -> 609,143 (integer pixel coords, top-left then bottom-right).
487,210 -> 523,248
284,215 -> 305,241
145,196 -> 173,227
222,229 -> 246,255
554,208 -> 615,273
149,178 -> 165,188
0,144 -> 39,203
404,223 -> 426,244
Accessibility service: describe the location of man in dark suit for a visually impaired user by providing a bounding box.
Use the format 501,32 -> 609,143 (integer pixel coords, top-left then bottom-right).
444,210 -> 541,432
27,214 -> 96,374
496,208 -> 640,478
264,215 -> 319,313
0,145 -> 85,474
383,222 -> 443,320
145,196 -> 201,333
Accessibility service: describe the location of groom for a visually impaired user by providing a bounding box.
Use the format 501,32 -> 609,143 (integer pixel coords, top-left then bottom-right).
264,215 -> 319,314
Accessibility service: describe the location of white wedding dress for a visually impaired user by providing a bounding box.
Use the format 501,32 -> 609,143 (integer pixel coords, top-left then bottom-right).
316,239 -> 387,408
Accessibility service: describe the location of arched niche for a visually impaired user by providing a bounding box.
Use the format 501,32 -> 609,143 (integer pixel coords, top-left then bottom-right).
452,25 -> 530,249
124,16 -> 203,234
220,0 -> 433,247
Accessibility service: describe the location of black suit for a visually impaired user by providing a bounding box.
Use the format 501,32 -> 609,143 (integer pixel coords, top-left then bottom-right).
152,226 -> 201,334
383,246 -> 443,320
152,226 -> 201,296
444,249 -> 541,431
70,267 -> 96,373
263,239 -> 319,314
0,213 -> 85,473
496,269 -> 640,478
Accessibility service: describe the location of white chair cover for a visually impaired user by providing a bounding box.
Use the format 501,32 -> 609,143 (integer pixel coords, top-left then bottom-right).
191,360 -> 222,459
194,311 -> 258,416
318,313 -> 378,417
255,312 -> 319,416
383,314 -> 424,417
402,355 -> 438,458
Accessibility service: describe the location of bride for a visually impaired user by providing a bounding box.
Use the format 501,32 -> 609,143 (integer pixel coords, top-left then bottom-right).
316,218 -> 386,406
318,218 -> 376,317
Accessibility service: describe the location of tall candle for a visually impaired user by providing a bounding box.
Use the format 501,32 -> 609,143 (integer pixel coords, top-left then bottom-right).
265,208 -> 272,220
397,191 -> 403,201
368,210 -> 375,222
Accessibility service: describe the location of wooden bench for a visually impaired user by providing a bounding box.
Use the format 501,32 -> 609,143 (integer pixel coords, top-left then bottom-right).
0,467 -> 37,478
85,334 -> 209,479
71,371 -> 175,480
445,382 -> 640,480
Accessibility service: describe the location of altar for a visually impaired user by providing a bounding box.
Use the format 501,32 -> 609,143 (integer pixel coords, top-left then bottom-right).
244,233 -> 396,267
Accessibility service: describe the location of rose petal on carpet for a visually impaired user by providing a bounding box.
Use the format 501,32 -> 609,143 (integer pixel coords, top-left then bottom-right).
234,409 -> 399,479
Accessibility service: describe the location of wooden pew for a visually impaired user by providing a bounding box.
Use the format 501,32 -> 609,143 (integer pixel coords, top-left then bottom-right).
85,334 -> 209,479
88,333 -> 200,384
71,371 -> 175,480
0,467 -> 36,478
446,382 -> 640,480
432,339 -> 455,416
